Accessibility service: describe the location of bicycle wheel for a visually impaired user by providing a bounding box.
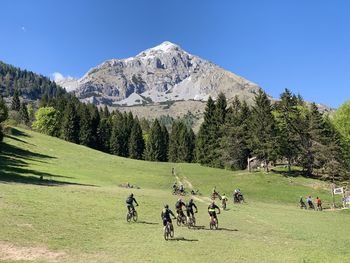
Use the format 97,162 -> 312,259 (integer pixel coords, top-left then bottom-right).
176,216 -> 181,226
215,219 -> 219,229
164,227 -> 169,240
132,210 -> 138,222
126,212 -> 131,222
170,224 -> 174,238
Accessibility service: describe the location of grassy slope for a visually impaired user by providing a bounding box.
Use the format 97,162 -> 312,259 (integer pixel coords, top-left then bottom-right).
0,128 -> 349,263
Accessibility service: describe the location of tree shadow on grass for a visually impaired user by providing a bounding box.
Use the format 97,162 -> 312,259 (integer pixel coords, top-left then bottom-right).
271,169 -> 319,179
168,237 -> 199,242
0,132 -> 97,187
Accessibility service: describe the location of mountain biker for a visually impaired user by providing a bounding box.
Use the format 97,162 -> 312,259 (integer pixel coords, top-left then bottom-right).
306,196 -> 314,209
175,198 -> 186,218
126,193 -> 138,213
221,193 -> 228,208
161,204 -> 176,229
299,196 -> 307,208
179,184 -> 184,195
186,198 -> 198,220
208,201 -> 220,221
172,182 -> 177,193
316,196 -> 322,209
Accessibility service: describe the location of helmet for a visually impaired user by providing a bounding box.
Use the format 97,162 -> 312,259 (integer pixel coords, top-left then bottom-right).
223,193 -> 226,196
211,201 -> 215,205
190,198 -> 193,202
130,193 -> 134,197
164,204 -> 169,209
178,198 -> 182,202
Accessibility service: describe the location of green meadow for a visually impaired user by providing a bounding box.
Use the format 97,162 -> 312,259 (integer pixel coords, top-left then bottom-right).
0,128 -> 349,263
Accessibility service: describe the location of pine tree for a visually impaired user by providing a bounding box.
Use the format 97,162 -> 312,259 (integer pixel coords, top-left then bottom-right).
249,89 -> 277,171
97,117 -> 111,153
62,101 -> 80,144
89,104 -> 100,148
19,102 -> 30,125
275,89 -> 300,172
168,121 -> 180,162
0,96 -> 8,123
11,89 -> 21,111
128,118 -> 145,159
160,124 -> 169,162
145,119 -> 166,161
78,105 -> 93,147
195,96 -> 216,165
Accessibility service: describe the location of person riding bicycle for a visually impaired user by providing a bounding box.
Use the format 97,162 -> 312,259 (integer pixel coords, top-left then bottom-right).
175,198 -> 186,218
126,193 -> 138,213
186,198 -> 198,220
315,196 -> 322,209
234,188 -> 243,202
161,204 -> 176,229
299,196 -> 307,208
172,182 -> 177,193
221,193 -> 228,208
179,184 -> 185,195
306,196 -> 314,209
208,201 -> 220,221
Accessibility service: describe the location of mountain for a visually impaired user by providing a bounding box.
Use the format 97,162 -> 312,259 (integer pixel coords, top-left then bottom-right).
57,41 -> 261,106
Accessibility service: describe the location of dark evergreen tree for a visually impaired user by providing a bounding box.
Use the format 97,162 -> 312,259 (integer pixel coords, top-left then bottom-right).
249,89 -> 277,171
145,119 -> 167,161
275,89 -> 300,172
0,96 -> 8,123
88,104 -> 100,148
19,102 -> 29,125
195,96 -> 216,165
160,124 -> 169,162
97,117 -> 111,153
78,104 -> 93,147
128,118 -> 145,159
11,89 -> 20,111
168,121 -> 180,162
62,101 -> 80,144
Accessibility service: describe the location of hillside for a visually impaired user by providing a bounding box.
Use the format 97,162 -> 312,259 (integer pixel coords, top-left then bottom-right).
0,61 -> 66,101
0,128 -> 349,262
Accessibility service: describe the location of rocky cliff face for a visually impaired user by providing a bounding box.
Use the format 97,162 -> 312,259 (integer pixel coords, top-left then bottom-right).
57,41 -> 261,106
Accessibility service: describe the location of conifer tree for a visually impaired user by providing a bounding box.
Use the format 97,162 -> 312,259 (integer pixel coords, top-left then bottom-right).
0,96 -> 8,142
249,89 -> 277,171
79,105 -> 93,147
11,89 -> 20,111
145,119 -> 166,161
97,117 -> 111,153
168,121 -> 180,162
62,101 -> 80,144
128,118 -> 145,159
19,102 -> 30,125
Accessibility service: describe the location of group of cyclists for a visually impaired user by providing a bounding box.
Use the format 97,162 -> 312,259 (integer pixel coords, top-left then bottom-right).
299,195 -> 322,210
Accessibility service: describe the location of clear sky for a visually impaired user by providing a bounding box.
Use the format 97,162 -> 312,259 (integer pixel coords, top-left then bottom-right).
1,0 -> 349,108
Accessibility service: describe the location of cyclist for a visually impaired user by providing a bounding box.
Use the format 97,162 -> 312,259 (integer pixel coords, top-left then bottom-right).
175,198 -> 186,219
306,196 -> 314,209
299,196 -> 307,209
126,193 -> 138,213
186,198 -> 198,221
208,201 -> 221,222
179,184 -> 185,195
315,196 -> 322,210
221,193 -> 228,209
161,204 -> 176,229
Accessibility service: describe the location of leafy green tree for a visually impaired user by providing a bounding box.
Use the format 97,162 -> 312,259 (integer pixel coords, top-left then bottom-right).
11,89 -> 20,111
32,107 -> 60,136
332,100 -> 350,144
128,118 -> 145,159
62,101 -> 80,143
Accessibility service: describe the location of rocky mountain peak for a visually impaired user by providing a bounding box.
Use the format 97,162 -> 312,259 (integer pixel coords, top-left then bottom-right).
57,41 -> 261,106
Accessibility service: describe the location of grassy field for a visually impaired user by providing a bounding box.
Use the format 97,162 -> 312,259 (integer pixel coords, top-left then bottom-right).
0,128 -> 350,263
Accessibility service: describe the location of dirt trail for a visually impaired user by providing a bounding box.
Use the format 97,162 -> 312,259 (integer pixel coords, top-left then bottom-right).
0,241 -> 66,262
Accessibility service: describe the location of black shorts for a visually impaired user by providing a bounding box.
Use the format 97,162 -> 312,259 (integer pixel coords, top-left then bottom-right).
163,218 -> 172,226
127,204 -> 134,211
208,211 -> 217,218
176,208 -> 184,216
186,209 -> 194,217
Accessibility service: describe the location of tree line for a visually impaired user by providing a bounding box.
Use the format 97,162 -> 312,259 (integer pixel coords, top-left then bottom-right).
196,89 -> 349,181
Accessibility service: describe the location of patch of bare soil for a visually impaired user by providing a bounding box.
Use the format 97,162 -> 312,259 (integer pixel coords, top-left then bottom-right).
0,241 -> 66,262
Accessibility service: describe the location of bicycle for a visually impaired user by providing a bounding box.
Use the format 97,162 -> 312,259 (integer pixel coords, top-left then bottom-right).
126,207 -> 138,222
164,221 -> 175,240
209,215 -> 219,230
187,213 -> 196,229
176,211 -> 187,226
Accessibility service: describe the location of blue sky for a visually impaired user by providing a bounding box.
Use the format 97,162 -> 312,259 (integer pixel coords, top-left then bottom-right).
1,0 -> 349,108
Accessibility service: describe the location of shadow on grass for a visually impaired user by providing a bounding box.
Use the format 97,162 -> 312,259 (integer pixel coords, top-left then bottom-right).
168,237 -> 199,242
0,129 -> 97,187
137,221 -> 159,225
271,168 -> 319,179
5,135 -> 34,145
